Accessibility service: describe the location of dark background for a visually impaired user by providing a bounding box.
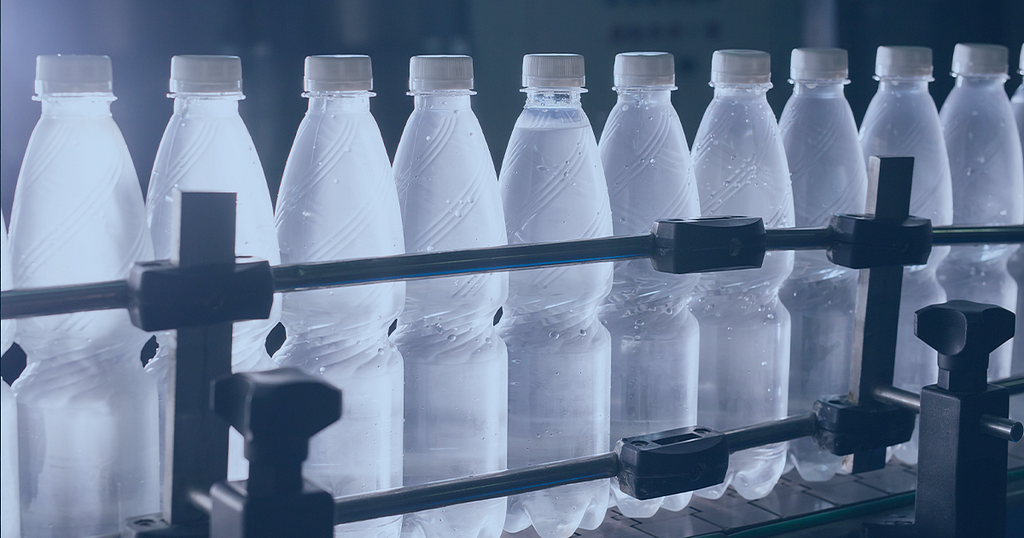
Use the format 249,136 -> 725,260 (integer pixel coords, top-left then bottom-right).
2,0 -> 1023,382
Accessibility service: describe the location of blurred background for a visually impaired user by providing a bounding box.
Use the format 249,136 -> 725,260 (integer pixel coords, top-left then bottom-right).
1,0 -> 1022,379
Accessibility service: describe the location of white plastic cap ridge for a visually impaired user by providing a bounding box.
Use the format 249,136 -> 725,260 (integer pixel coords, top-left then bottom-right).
875,46 -> 932,78
170,55 -> 243,94
790,48 -> 848,81
523,54 -> 585,88
711,50 -> 771,85
409,55 -> 473,91
305,55 -> 372,92
1019,43 -> 1023,75
35,55 -> 113,95
951,43 -> 1008,76
614,52 -> 675,87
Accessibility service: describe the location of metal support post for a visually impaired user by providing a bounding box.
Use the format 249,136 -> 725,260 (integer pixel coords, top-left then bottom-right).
123,192 -> 239,536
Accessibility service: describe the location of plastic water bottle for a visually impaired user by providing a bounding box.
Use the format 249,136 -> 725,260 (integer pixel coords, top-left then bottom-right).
597,52 -> 699,517
146,55 -> 281,480
2,219 -> 19,538
859,46 -> 953,465
778,48 -> 867,482
391,55 -> 508,538
1007,45 -> 1024,423
689,50 -> 794,501
273,55 -> 405,538
9,55 -> 159,537
937,44 -> 1024,382
499,54 -> 613,538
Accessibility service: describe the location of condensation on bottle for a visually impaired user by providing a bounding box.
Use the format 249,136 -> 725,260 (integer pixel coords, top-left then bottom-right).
937,43 -> 1023,384
859,46 -> 953,465
499,53 -> 613,538
273,55 -> 405,538
689,50 -> 794,501
145,55 -> 282,481
392,54 -> 509,538
778,48 -> 867,482
10,54 -> 159,537
597,51 -> 699,517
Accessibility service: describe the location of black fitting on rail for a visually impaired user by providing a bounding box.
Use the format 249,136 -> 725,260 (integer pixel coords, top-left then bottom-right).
128,259 -> 274,332
651,217 -> 766,274
812,397 -> 916,456
210,368 -> 341,538
615,426 -> 728,500
826,213 -> 932,269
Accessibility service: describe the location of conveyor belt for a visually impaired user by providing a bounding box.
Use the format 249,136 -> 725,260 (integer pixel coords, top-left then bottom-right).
503,427 -> 1024,537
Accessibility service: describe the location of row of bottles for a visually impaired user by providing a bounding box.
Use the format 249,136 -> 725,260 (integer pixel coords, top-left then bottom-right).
1,42 -> 1022,538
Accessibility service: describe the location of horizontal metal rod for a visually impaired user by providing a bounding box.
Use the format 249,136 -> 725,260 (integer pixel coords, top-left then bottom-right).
931,224 -> 1024,245
873,384 -> 1021,442
993,374 -> 1024,396
333,453 -> 619,525
981,414 -> 1023,442
722,413 -> 818,453
4,224 -> 1021,320
764,227 -> 833,251
0,279 -> 129,320
872,385 -> 922,413
274,234 -> 654,293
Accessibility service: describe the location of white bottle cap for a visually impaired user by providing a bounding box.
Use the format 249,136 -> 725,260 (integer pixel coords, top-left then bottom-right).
951,43 -> 1008,76
170,55 -> 243,94
305,55 -> 372,92
35,55 -> 113,95
409,55 -> 473,91
522,54 -> 585,88
614,52 -> 674,87
790,48 -> 848,81
1019,44 -> 1023,75
875,46 -> 932,78
711,50 -> 771,85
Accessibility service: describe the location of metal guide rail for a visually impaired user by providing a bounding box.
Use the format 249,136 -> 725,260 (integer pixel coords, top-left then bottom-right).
2,157 -> 1023,538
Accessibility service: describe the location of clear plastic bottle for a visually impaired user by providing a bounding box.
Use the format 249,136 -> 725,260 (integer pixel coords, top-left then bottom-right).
689,50 -> 794,501
391,55 -> 508,538
1010,45 -> 1024,422
273,55 -> 404,538
778,48 -> 867,482
9,55 -> 159,537
597,52 -> 699,517
499,54 -> 612,538
2,218 -> 19,538
937,44 -> 1024,382
859,46 -> 954,465
146,55 -> 281,480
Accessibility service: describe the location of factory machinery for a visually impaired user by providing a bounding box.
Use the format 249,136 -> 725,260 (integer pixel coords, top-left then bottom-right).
3,156 -> 1023,538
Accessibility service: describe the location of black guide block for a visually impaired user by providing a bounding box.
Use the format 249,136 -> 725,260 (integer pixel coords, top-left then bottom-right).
812,397 -> 915,457
651,217 -> 766,275
916,300 -> 1015,393
210,368 -> 342,538
128,259 -> 274,332
826,213 -> 932,270
615,426 -> 729,500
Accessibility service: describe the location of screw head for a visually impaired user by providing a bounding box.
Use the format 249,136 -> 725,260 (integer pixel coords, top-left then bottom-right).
915,300 -> 1015,357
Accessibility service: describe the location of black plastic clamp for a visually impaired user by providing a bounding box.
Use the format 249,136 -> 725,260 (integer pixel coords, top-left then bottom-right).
209,369 -> 341,538
651,217 -> 766,274
827,213 -> 932,270
615,426 -> 729,500
812,397 -> 916,456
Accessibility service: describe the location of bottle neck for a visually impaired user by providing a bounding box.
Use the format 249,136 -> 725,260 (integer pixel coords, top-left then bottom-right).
38,94 -> 115,117
411,90 -> 473,111
172,94 -> 241,116
524,88 -> 583,108
791,80 -> 846,97
952,74 -> 1008,89
877,77 -> 930,93
306,91 -> 372,113
712,83 -> 771,100
614,87 -> 673,105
